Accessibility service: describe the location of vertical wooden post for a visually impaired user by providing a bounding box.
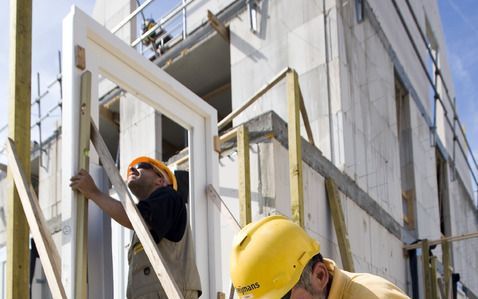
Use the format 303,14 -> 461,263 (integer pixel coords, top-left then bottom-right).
7,0 -> 32,298
430,256 -> 438,299
422,240 -> 432,299
287,70 -> 304,227
325,178 -> 355,272
237,125 -> 251,226
443,239 -> 452,298
75,71 -> 92,299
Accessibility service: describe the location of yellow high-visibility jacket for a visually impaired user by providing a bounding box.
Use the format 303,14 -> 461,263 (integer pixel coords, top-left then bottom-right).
325,259 -> 411,299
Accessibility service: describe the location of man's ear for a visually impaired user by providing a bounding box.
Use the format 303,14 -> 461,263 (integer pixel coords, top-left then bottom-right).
154,175 -> 167,187
311,262 -> 329,292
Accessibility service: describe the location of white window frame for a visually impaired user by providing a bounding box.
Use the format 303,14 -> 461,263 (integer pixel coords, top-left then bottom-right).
61,7 -> 219,298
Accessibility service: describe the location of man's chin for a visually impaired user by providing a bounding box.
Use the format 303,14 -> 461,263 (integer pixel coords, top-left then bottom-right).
127,180 -> 138,190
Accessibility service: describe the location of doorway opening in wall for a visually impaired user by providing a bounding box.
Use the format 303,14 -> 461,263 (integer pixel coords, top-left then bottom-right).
394,72 -> 417,233
436,149 -> 451,237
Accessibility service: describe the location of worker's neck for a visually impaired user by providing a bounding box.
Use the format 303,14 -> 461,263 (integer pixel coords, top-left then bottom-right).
133,186 -> 161,201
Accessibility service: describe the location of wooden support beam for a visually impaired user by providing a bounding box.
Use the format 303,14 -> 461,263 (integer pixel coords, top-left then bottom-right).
207,10 -> 229,41
422,239 -> 432,299
442,239 -> 452,299
298,86 -> 315,146
403,231 -> 478,250
287,70 -> 304,227
206,184 -> 241,230
325,178 -> 355,272
7,139 -> 67,299
402,190 -> 415,230
7,0 -> 32,297
202,83 -> 231,101
437,278 -> 446,299
237,125 -> 251,226
430,256 -> 439,299
219,128 -> 238,145
90,121 -> 184,299
75,71 -> 91,299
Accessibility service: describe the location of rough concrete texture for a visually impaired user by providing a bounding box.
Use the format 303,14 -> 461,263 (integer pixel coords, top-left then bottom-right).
229,0 -> 338,159
367,0 -> 473,196
187,0 -> 235,34
93,0 -> 135,41
120,93 -> 163,174
450,178 -> 478,292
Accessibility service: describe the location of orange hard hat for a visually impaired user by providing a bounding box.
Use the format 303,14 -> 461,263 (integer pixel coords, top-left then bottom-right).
127,156 -> 177,190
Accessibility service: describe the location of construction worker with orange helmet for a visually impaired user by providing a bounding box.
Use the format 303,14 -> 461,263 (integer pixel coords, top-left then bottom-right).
230,215 -> 410,299
70,156 -> 201,298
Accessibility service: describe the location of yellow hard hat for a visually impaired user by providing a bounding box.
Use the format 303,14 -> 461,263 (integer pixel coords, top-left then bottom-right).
230,215 -> 320,299
127,156 -> 177,191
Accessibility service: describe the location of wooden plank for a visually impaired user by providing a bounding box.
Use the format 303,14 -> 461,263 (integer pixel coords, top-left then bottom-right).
75,71 -> 91,299
219,127 -> 238,145
90,121 -> 184,299
218,67 -> 290,130
402,190 -> 415,229
298,86 -> 315,146
403,231 -> 478,250
287,70 -> 304,227
442,239 -> 452,299
325,178 -> 355,272
7,139 -> 67,299
207,185 -> 241,229
437,278 -> 446,299
422,239 -> 432,299
430,256 -> 439,299
237,125 -> 252,226
75,45 -> 86,70
207,10 -> 229,41
217,291 -> 226,299
7,0 -> 32,297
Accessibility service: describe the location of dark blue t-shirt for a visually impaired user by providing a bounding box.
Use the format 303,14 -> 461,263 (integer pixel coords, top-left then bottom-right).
137,186 -> 186,243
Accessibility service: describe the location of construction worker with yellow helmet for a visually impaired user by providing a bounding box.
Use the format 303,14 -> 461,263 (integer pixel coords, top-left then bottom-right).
230,215 -> 410,299
70,156 -> 201,298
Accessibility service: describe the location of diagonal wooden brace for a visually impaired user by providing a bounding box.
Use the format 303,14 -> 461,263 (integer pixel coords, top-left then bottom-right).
7,138 -> 67,299
90,120 -> 184,299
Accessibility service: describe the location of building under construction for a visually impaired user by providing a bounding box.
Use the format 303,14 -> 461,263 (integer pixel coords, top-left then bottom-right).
1,0 -> 477,298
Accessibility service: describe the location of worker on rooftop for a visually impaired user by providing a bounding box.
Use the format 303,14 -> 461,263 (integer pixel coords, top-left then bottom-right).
230,215 -> 410,299
70,156 -> 201,298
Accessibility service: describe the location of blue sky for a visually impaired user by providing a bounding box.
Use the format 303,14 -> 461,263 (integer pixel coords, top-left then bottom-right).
0,0 -> 477,198
438,0 -> 478,198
